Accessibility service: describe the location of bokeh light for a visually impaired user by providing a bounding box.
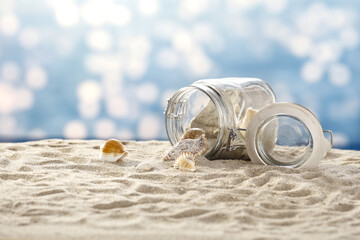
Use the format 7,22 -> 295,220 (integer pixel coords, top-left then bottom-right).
0,0 -> 359,149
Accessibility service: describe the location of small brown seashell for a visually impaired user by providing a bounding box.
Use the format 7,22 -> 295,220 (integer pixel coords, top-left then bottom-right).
174,152 -> 196,172
99,139 -> 128,162
163,134 -> 207,161
181,128 -> 206,140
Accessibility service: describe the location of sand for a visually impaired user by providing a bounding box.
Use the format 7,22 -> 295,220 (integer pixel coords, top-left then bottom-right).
1,139 -> 360,240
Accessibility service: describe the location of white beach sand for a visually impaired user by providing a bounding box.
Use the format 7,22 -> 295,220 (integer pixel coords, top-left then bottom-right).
1,139 -> 360,240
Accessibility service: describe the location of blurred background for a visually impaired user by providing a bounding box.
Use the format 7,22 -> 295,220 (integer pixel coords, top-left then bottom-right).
0,0 -> 359,149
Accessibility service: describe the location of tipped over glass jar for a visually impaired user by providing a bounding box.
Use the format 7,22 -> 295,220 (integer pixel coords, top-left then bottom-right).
164,78 -> 332,168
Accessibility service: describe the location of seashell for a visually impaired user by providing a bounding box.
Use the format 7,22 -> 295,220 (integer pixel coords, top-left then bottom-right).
213,129 -> 219,137
136,162 -> 153,172
240,107 -> 258,138
163,134 -> 207,161
181,128 -> 206,140
174,152 -> 196,172
99,139 -> 128,162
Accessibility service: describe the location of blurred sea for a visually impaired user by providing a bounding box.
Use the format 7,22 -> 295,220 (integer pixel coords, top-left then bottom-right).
0,0 -> 359,149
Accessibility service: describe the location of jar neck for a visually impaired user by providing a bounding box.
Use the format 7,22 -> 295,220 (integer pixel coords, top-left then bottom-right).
165,84 -> 234,159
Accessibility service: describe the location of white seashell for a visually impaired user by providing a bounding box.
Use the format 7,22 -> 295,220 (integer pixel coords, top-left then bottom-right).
213,129 -> 219,137
240,107 -> 258,138
99,139 -> 128,162
163,134 -> 207,161
181,128 -> 206,140
136,162 -> 153,172
174,152 -> 196,172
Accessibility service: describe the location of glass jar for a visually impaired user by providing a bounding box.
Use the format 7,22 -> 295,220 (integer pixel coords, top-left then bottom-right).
165,78 -> 276,159
164,77 -> 332,168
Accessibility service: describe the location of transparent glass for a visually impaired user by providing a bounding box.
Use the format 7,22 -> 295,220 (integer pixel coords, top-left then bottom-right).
165,78 -> 276,160
255,115 -> 314,167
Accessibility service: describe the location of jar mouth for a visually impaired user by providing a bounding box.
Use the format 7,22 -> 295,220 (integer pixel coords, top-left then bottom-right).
165,85 -> 225,159
255,114 -> 313,167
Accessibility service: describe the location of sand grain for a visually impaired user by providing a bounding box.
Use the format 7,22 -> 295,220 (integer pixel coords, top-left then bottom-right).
0,139 -> 360,239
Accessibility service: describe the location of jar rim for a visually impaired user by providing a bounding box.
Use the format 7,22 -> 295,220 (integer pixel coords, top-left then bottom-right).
164,84 -> 230,159
245,102 -> 328,168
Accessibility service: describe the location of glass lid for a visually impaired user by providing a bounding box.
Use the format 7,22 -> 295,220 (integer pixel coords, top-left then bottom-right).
245,103 -> 331,168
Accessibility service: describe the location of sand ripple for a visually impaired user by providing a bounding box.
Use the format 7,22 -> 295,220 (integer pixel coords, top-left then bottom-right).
0,139 -> 360,240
